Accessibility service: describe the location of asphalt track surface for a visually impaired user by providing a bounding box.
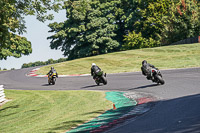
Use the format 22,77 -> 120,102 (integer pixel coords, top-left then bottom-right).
1,67 -> 200,133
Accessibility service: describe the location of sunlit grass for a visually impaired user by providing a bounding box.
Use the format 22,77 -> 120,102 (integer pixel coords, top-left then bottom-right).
0,90 -> 112,133
36,43 -> 200,75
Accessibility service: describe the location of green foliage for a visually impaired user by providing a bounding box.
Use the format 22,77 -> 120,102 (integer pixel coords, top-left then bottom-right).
48,0 -> 200,57
48,0 -> 122,59
123,0 -> 200,49
160,0 -> 200,44
123,31 -> 159,50
21,58 -> 67,68
48,0 -> 141,59
123,0 -> 172,50
0,0 -> 63,60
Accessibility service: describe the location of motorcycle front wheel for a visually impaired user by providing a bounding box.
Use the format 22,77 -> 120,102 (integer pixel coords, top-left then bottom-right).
48,79 -> 51,85
95,80 -> 100,86
52,78 -> 56,85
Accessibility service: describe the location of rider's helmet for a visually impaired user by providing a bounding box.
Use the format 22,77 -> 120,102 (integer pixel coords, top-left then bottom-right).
142,60 -> 147,65
92,63 -> 96,67
51,67 -> 54,70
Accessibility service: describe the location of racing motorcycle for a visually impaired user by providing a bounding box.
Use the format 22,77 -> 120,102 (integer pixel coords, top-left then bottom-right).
48,72 -> 57,85
150,68 -> 165,85
94,71 -> 107,85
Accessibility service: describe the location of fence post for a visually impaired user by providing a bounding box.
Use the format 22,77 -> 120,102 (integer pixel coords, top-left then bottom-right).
0,85 -> 6,103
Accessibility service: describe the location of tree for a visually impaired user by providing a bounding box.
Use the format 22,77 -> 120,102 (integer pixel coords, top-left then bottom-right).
48,0 -> 123,59
0,0 -> 63,60
123,31 -> 158,49
160,0 -> 200,44
22,63 -> 28,68
48,0 -> 144,59
123,0 -> 172,49
123,0 -> 200,49
134,0 -> 172,39
48,0 -> 142,59
47,58 -> 55,64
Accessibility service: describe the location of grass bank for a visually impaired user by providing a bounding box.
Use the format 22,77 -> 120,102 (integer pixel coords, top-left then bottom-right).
36,43 -> 200,75
0,90 -> 112,133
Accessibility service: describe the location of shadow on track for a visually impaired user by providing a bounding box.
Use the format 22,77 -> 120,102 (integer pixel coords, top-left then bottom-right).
111,94 -> 200,133
81,85 -> 99,89
42,84 -> 51,86
128,84 -> 159,90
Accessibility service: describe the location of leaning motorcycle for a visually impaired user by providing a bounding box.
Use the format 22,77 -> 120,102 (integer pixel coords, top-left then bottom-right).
150,68 -> 165,85
94,71 -> 107,85
48,72 -> 57,85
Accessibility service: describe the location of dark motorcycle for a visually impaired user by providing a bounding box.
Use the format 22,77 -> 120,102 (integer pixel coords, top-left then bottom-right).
48,72 -> 57,85
150,68 -> 165,85
94,71 -> 107,85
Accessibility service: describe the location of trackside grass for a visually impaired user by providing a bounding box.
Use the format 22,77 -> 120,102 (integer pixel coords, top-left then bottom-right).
0,90 -> 112,133
36,43 -> 200,75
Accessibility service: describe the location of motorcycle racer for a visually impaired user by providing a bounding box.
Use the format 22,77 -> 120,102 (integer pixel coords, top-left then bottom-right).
91,63 -> 102,79
47,67 -> 58,78
141,60 -> 156,80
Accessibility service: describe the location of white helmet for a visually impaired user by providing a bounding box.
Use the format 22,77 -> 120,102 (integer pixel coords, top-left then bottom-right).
92,63 -> 96,66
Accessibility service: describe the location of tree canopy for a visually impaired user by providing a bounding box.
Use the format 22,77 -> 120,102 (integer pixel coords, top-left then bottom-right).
123,0 -> 200,49
2,0 -> 198,60
0,0 -> 62,60
160,0 -> 200,44
48,0 -> 200,59
48,0 -> 140,59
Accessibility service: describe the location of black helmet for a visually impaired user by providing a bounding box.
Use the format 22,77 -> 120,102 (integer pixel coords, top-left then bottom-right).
51,67 -> 54,70
142,60 -> 147,65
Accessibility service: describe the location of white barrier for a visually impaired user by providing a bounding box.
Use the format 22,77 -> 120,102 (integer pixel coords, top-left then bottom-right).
0,85 -> 6,103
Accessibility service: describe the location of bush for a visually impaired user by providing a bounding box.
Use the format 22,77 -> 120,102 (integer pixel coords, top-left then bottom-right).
122,31 -> 160,50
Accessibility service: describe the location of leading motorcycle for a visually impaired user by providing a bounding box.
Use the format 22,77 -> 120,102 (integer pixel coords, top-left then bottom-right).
48,72 -> 57,85
150,68 -> 165,85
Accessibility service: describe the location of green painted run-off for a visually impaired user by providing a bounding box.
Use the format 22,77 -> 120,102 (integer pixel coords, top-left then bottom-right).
67,91 -> 137,133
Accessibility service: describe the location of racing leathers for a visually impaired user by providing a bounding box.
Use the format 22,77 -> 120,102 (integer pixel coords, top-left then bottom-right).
91,65 -> 101,79
47,68 -> 58,78
141,61 -> 156,80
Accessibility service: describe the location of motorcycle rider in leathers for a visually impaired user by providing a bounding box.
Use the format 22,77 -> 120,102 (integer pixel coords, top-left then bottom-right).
91,63 -> 102,79
141,60 -> 156,80
47,67 -> 58,78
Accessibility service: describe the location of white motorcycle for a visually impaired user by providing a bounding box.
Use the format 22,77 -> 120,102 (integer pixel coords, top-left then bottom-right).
150,68 -> 165,85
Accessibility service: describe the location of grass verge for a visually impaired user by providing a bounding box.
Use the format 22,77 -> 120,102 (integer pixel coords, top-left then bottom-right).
0,90 -> 112,133
36,43 -> 200,75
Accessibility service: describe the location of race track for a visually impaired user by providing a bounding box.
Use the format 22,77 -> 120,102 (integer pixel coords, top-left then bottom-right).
1,67 -> 200,133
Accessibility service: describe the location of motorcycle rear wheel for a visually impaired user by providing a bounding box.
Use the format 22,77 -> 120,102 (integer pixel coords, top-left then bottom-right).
156,75 -> 165,85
